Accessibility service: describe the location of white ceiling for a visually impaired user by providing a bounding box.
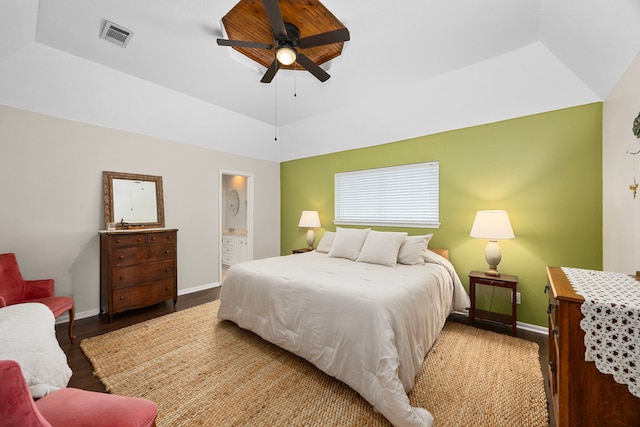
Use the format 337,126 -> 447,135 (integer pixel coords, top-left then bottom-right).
1,0 -> 639,162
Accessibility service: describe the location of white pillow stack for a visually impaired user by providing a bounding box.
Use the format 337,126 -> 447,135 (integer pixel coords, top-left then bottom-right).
320,228 -> 433,267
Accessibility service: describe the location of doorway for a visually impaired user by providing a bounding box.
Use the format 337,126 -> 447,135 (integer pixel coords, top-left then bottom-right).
219,170 -> 253,284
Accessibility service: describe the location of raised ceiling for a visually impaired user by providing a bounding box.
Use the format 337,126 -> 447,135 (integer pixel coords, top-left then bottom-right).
1,1 -> 639,162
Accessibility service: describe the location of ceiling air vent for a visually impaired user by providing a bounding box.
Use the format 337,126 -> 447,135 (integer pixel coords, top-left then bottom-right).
100,21 -> 133,48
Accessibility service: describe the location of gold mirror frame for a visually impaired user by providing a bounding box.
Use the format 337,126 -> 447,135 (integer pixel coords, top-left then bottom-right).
103,171 -> 165,229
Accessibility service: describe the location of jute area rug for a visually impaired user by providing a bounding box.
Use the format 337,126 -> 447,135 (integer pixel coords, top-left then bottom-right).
81,300 -> 548,427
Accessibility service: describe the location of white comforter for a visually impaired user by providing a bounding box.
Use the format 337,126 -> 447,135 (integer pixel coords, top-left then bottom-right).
217,250 -> 469,427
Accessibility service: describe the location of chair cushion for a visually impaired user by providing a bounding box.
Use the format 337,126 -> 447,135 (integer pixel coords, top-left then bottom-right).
36,388 -> 158,427
26,297 -> 73,318
0,253 -> 26,306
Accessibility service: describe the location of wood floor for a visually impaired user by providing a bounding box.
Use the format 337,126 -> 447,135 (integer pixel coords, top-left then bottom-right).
54,288 -> 553,425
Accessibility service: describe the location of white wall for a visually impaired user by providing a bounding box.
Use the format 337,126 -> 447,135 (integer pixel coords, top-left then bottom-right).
603,52 -> 640,273
0,105 -> 281,319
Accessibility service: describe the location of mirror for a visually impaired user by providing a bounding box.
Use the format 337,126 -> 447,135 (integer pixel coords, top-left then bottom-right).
103,171 -> 165,229
228,189 -> 240,216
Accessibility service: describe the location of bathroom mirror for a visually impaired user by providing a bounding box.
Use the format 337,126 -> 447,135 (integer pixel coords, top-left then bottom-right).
228,189 -> 240,216
103,171 -> 165,229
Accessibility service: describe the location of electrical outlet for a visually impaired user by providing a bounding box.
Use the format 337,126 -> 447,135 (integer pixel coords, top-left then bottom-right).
511,292 -> 521,304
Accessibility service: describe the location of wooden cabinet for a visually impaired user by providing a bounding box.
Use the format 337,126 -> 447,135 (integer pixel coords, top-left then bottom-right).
100,229 -> 178,322
222,235 -> 247,266
468,271 -> 518,336
546,266 -> 640,427
292,248 -> 313,254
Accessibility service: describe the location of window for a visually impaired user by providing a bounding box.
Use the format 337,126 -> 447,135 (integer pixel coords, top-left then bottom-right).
334,162 -> 440,228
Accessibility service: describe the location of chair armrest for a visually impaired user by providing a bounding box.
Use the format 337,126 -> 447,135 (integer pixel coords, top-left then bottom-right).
0,296 -> 6,308
24,279 -> 54,299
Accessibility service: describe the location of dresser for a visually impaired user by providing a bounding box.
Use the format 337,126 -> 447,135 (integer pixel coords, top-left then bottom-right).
100,229 -> 178,322
546,266 -> 640,427
222,235 -> 247,266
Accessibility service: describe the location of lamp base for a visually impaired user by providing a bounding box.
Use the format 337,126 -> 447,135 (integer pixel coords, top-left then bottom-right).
306,228 -> 315,249
485,267 -> 500,277
484,240 -> 502,277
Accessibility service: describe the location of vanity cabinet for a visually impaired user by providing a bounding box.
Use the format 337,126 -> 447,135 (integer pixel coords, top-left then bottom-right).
222,235 -> 247,266
100,229 -> 178,322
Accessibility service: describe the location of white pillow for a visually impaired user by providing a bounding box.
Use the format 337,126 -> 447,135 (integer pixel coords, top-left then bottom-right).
357,230 -> 408,267
398,234 -> 433,265
316,231 -> 336,253
328,227 -> 371,260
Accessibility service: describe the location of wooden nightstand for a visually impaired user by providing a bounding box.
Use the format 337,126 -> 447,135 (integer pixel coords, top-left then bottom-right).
468,271 -> 518,336
292,248 -> 313,254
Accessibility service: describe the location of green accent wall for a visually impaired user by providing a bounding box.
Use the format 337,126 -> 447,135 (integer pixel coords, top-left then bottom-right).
280,103 -> 602,327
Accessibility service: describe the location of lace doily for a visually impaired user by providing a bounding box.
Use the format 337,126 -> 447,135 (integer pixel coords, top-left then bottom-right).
561,267 -> 640,398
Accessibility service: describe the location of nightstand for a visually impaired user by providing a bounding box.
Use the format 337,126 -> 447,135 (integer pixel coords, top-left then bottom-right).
292,248 -> 313,254
468,271 -> 518,336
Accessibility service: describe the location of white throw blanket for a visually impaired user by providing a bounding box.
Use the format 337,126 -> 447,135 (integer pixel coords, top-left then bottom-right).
218,251 -> 469,427
0,303 -> 72,397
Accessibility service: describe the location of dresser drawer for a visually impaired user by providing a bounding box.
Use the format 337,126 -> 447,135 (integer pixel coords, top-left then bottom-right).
222,254 -> 234,265
111,260 -> 175,289
147,231 -> 176,244
147,243 -> 175,262
112,279 -> 175,312
222,236 -> 234,246
110,234 -> 146,247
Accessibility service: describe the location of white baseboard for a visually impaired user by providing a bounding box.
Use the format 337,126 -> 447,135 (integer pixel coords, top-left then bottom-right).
54,282 -> 222,324
453,310 -> 548,336
178,282 -> 221,296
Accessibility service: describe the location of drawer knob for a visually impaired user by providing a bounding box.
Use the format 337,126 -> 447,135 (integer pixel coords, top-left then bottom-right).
119,276 -> 125,280
165,268 -> 170,272
137,238 -> 142,242
152,236 -> 156,241
165,286 -> 169,291
165,250 -> 170,254
116,239 -> 121,243
119,296 -> 125,300
119,255 -> 125,259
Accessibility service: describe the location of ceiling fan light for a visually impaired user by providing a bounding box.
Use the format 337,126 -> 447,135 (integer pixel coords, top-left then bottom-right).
276,47 -> 297,65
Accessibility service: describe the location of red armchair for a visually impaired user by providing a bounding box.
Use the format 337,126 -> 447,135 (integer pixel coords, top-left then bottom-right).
0,359 -> 158,427
0,253 -> 75,342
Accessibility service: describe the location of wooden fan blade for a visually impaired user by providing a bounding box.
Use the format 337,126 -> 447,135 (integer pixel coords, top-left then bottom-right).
296,53 -> 330,82
297,28 -> 350,49
261,59 -> 281,83
217,39 -> 273,50
262,0 -> 287,39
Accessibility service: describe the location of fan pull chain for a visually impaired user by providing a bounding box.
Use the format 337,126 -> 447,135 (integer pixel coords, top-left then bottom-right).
274,73 -> 278,141
294,62 -> 297,97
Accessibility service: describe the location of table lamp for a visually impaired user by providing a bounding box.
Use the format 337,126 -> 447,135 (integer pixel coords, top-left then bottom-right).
298,210 -> 321,249
470,210 -> 515,276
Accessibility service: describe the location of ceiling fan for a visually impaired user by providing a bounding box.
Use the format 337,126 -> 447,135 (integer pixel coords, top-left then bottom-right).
216,0 -> 350,83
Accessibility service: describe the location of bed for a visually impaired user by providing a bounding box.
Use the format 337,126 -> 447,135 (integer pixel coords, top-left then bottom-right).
217,229 -> 470,427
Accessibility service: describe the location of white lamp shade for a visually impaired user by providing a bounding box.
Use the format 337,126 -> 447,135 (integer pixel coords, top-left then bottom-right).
470,210 -> 515,240
298,210 -> 321,228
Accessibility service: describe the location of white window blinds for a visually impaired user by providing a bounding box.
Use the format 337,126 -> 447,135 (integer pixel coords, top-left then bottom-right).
334,162 -> 440,228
